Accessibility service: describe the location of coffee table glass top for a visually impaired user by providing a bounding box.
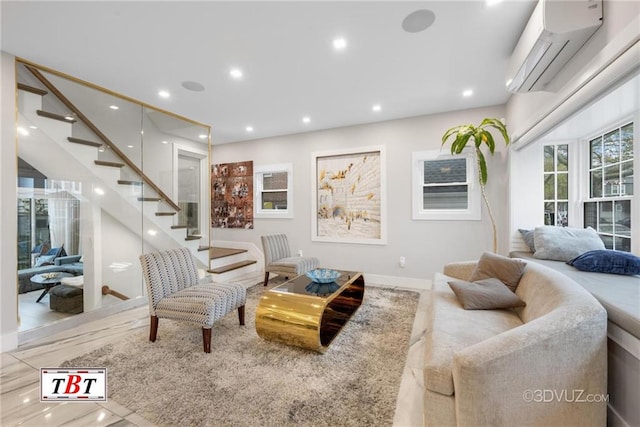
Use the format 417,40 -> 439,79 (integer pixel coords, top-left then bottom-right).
272,270 -> 358,297
30,272 -> 73,284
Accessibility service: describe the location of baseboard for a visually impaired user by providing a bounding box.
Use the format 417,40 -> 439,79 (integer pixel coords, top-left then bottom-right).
364,273 -> 431,290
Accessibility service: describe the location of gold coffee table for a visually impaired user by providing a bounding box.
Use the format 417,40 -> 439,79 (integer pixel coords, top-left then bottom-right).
255,270 -> 364,352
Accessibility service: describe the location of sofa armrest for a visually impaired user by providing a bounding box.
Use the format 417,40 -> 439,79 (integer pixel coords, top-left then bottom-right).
442,261 -> 476,281
451,307 -> 607,426
55,255 -> 82,266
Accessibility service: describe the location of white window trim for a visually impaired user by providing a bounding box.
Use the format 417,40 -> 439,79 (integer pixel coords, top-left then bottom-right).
412,150 -> 481,221
578,118 -> 636,251
254,163 -> 293,219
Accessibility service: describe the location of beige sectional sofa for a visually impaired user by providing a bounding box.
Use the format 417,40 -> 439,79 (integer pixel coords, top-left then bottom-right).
424,259 -> 608,426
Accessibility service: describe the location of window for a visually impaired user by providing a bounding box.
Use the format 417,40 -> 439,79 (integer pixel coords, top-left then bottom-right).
254,163 -> 293,218
543,144 -> 569,227
412,151 -> 480,220
584,123 -> 633,251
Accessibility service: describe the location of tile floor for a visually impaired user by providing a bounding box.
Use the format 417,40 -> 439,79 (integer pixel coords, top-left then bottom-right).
1,272 -> 428,426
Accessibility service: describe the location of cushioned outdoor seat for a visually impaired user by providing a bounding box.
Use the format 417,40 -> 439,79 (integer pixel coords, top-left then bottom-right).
139,247 -> 246,353
261,234 -> 319,286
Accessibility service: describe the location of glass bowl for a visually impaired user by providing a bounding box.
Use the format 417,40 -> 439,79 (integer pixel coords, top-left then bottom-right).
305,269 -> 341,284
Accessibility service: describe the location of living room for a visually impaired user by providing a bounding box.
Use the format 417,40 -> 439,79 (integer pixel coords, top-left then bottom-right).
1,1 -> 639,426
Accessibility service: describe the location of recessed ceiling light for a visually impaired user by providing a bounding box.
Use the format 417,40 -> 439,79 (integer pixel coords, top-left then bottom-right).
109,105 -> 119,110
462,89 -> 473,97
230,68 -> 244,80
127,145 -> 134,148
402,9 -> 436,33
246,126 -> 254,132
302,116 -> 311,124
162,140 -> 169,144
198,134 -> 208,139
333,37 -> 347,51
158,90 -> 170,98
181,81 -> 205,92
372,104 -> 382,112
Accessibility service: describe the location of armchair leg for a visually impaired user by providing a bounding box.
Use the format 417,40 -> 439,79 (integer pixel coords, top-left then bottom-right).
149,316 -> 159,342
238,305 -> 245,325
202,328 -> 212,353
263,272 -> 270,286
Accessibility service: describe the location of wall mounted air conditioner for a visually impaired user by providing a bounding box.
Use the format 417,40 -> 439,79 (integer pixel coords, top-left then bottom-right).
506,0 -> 602,93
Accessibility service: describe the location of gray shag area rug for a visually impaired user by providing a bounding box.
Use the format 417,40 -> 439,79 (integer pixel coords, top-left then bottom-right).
64,283 -> 419,427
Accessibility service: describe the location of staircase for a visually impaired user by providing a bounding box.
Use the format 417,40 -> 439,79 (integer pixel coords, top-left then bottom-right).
17,83 -> 211,267
18,74 -> 260,281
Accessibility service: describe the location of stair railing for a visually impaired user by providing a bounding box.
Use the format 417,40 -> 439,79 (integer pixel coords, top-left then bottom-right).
24,64 -> 181,212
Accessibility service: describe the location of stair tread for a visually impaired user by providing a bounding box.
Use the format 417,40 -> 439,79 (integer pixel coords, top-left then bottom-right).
155,212 -> 176,216
138,197 -> 162,202
208,260 -> 257,274
170,225 -> 188,229
68,137 -> 101,147
37,109 -> 77,123
210,247 -> 248,260
18,83 -> 48,96
94,160 -> 124,168
185,235 -> 202,241
117,180 -> 143,186
198,246 -> 211,252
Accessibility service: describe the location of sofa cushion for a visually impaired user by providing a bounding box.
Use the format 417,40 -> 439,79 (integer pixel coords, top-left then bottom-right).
468,252 -> 527,292
34,255 -> 56,267
568,250 -> 640,276
424,275 -> 523,396
519,229 -> 536,252
448,278 -> 526,310
533,226 -> 605,262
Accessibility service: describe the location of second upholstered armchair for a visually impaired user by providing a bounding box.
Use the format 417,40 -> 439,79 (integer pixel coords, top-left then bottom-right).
261,234 -> 319,286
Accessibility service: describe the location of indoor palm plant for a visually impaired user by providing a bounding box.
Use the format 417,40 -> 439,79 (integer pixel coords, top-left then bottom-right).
441,118 -> 510,252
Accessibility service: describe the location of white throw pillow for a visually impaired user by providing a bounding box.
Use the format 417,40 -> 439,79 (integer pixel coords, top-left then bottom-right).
533,226 -> 605,262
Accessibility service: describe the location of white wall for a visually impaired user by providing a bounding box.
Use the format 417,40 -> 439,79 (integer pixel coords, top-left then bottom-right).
212,105 -> 508,281
0,51 -> 19,351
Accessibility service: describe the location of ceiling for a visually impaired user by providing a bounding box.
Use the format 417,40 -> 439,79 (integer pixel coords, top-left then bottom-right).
1,1 -> 536,145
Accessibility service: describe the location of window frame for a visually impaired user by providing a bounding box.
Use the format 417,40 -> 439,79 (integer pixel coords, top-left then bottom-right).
254,163 -> 293,219
581,121 -> 634,251
412,150 -> 481,221
543,143 -> 570,227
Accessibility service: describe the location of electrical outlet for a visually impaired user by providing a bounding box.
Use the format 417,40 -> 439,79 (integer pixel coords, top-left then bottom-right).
399,256 -> 406,268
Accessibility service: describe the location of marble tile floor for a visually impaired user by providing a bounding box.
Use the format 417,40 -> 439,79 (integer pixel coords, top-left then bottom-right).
2,272 -> 429,427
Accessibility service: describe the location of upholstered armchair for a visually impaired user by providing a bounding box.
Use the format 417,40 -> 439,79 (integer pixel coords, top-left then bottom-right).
139,247 -> 246,353
261,234 -> 319,286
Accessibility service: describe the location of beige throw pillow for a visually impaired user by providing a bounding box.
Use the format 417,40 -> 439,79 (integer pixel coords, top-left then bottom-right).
468,252 -> 527,292
448,278 -> 526,310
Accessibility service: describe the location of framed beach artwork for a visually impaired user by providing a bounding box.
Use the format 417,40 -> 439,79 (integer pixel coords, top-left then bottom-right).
311,146 -> 387,244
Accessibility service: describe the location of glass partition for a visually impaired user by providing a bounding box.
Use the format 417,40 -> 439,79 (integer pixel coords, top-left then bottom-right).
15,60 -> 211,331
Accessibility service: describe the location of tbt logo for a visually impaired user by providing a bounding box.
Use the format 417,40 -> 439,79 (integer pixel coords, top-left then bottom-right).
40,368 -> 107,402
